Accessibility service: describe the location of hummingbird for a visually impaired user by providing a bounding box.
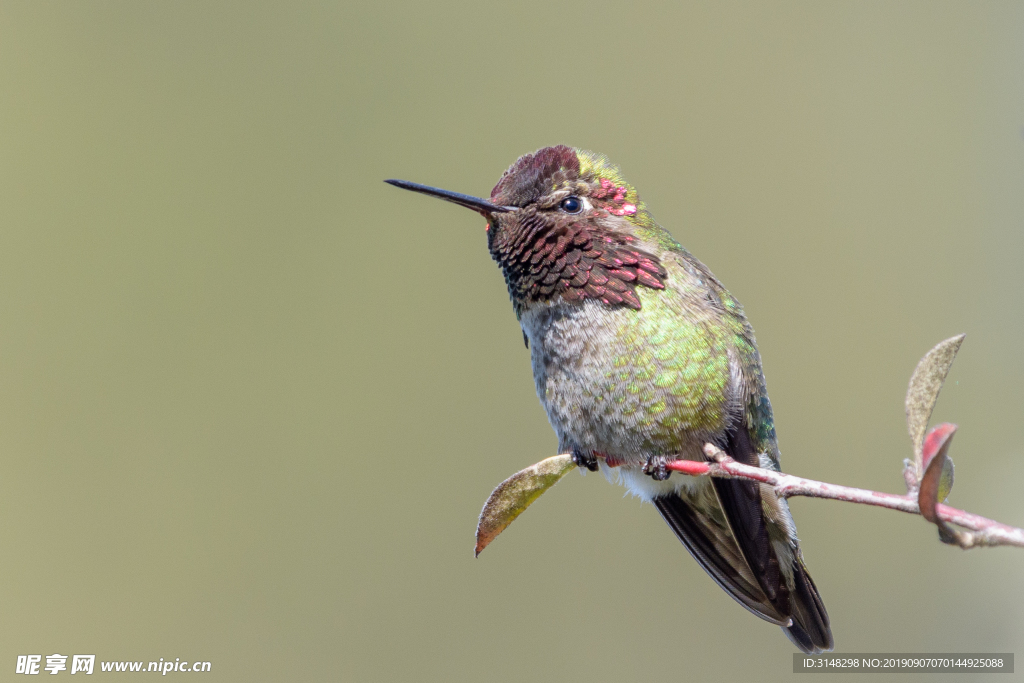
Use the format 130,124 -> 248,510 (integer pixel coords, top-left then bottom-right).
386,146 -> 833,653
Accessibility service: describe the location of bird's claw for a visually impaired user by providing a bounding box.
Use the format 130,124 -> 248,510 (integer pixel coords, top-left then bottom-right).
571,449 -> 599,472
643,455 -> 672,481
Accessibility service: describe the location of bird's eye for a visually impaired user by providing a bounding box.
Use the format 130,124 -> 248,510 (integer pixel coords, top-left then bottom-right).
559,196 -> 583,214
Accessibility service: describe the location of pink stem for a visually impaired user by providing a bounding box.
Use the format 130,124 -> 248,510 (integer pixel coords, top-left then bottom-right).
649,448 -> 1024,550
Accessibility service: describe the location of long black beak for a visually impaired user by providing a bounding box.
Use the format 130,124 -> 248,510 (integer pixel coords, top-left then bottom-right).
385,179 -> 514,216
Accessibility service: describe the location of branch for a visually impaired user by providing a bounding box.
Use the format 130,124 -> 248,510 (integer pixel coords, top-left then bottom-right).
651,334 -> 1024,550
655,443 -> 1024,550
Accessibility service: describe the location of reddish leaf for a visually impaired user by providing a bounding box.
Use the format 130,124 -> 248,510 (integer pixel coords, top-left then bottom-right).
918,423 -> 959,543
921,423 -> 957,475
922,422 -> 956,503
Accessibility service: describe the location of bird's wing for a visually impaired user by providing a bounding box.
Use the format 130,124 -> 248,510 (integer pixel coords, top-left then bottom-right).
717,311 -> 833,652
712,401 -> 791,617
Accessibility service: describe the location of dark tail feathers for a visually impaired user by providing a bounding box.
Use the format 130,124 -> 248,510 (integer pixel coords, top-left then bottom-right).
783,556 -> 833,653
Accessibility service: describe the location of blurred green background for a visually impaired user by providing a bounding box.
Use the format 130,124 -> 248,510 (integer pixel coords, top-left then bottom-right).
1,1 -> 1022,681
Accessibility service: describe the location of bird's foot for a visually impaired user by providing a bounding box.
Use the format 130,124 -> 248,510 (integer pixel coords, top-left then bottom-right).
571,449 -> 599,472
643,455 -> 672,481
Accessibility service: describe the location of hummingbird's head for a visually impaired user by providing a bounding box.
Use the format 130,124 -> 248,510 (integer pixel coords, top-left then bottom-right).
387,146 -> 667,316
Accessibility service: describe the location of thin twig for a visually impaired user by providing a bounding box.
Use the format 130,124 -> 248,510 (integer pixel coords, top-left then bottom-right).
645,444 -> 1024,550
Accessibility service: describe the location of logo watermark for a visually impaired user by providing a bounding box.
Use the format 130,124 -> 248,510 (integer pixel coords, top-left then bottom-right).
16,655 -> 211,675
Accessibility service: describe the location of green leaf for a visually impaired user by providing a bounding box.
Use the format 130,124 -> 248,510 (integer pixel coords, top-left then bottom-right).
475,454 -> 575,557
937,456 -> 954,503
905,335 -> 965,477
